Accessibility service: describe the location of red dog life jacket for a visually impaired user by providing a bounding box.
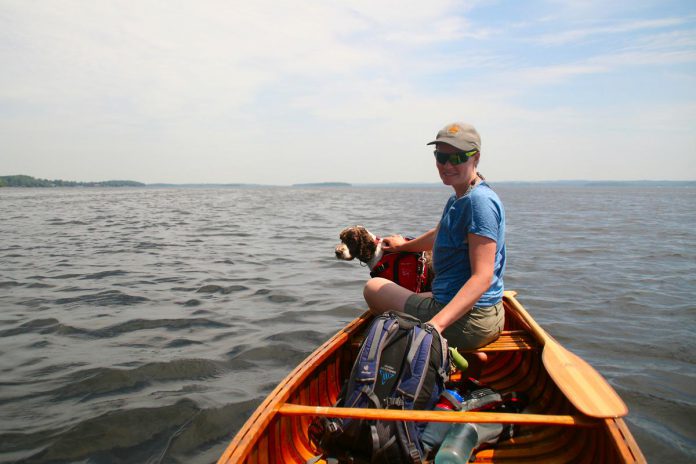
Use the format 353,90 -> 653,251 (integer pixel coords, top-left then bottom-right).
369,252 -> 429,293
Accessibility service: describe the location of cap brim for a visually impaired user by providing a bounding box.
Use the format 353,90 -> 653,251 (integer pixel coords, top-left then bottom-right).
426,139 -> 477,151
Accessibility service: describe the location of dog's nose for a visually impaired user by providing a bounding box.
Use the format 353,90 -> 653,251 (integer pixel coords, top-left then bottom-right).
335,244 -> 348,259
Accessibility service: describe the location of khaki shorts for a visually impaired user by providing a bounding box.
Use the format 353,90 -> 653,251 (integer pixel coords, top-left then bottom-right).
403,295 -> 504,351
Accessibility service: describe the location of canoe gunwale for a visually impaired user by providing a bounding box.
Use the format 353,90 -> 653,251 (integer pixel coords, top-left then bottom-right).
217,312 -> 370,464
217,292 -> 646,464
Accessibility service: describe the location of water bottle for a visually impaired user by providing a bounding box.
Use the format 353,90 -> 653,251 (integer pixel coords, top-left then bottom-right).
421,389 -> 463,454
434,422 -> 479,463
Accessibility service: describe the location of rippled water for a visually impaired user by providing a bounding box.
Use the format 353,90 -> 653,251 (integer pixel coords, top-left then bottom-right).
1,186 -> 694,463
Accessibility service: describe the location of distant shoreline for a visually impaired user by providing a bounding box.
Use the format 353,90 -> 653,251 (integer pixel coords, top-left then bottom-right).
292,182 -> 351,188
0,175 -> 145,188
2,174 -> 694,189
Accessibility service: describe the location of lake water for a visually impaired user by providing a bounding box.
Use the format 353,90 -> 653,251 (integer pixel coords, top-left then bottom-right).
1,185 -> 694,463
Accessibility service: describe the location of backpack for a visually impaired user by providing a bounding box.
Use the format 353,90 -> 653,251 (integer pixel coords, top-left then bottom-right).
309,311 -> 450,463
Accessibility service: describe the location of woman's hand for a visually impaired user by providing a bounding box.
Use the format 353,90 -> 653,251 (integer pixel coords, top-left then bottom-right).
382,227 -> 437,254
381,234 -> 407,252
427,319 -> 445,334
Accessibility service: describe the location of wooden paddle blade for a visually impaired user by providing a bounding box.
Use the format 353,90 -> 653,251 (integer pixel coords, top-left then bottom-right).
543,342 -> 628,418
504,292 -> 628,419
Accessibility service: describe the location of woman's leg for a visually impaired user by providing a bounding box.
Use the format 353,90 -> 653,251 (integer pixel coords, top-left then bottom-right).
363,277 -> 415,315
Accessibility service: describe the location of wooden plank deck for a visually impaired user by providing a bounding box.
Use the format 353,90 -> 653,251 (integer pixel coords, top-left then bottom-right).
467,330 -> 539,353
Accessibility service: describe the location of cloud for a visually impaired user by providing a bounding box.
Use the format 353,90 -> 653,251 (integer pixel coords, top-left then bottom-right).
382,17 -> 497,44
507,49 -> 696,87
532,17 -> 689,45
1,1 -> 695,183
484,21 -> 696,87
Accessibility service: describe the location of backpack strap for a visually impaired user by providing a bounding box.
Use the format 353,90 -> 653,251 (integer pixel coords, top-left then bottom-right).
367,318 -> 386,361
425,323 -> 450,386
342,314 -> 399,408
370,423 -> 399,462
395,422 -> 422,464
395,326 -> 431,406
425,322 -> 450,385
396,323 -> 450,408
370,421 -> 420,464
360,384 -> 382,409
406,328 -> 428,366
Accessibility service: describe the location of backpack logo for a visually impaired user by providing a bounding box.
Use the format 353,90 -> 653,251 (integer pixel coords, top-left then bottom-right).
379,365 -> 397,385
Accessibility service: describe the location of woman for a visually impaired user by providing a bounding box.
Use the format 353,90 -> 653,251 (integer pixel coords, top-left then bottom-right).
363,122 -> 506,352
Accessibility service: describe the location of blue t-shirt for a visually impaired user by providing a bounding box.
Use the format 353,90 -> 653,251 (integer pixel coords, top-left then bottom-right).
432,182 -> 506,307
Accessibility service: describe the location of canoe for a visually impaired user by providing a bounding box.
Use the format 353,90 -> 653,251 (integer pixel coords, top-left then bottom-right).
218,291 -> 645,463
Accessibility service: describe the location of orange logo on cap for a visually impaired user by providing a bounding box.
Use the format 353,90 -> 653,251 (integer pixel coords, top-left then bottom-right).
447,125 -> 460,135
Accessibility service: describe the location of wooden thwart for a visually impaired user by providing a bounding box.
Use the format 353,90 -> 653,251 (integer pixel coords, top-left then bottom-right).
353,328 -> 538,353
466,330 -> 538,352
278,403 -> 599,428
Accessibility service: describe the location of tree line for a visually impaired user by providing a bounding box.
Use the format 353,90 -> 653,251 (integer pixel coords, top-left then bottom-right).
0,175 -> 144,188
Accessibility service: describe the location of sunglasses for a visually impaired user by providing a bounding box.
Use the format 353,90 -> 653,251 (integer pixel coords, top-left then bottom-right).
433,149 -> 478,165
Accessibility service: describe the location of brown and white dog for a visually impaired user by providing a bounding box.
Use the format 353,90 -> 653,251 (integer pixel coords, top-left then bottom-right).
335,225 -> 433,292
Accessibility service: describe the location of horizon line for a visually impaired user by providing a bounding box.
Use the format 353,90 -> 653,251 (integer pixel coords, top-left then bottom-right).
2,174 -> 696,188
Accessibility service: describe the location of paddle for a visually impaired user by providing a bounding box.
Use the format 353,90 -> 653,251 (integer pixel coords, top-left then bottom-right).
504,292 -> 628,418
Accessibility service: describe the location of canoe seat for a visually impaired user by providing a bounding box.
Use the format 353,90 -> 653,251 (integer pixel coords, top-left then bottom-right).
461,330 -> 539,353
352,330 -> 538,353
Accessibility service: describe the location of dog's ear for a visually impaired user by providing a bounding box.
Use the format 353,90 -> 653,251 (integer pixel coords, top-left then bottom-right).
357,229 -> 377,259
340,226 -> 365,243
339,227 -> 354,243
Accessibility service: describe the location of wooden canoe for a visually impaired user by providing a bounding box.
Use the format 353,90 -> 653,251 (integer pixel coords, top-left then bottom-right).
218,291 -> 646,463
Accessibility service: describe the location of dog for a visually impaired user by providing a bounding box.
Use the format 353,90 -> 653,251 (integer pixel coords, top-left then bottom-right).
335,225 -> 433,293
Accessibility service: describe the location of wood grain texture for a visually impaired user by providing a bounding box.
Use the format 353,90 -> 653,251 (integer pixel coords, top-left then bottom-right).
217,292 -> 645,463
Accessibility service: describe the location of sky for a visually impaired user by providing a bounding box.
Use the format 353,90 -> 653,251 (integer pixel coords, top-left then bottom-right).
1,0 -> 695,184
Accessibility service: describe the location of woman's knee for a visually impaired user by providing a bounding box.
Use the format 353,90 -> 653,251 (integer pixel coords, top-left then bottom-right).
363,278 -> 413,313
363,277 -> 389,296
363,278 -> 388,309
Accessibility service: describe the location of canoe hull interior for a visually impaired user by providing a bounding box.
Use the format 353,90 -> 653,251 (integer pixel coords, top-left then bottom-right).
218,292 -> 645,463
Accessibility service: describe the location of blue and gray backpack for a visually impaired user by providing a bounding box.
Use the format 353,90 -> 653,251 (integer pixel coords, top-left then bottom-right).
309,311 -> 450,463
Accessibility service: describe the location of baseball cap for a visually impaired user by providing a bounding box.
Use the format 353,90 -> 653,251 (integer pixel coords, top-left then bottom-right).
426,122 -> 481,151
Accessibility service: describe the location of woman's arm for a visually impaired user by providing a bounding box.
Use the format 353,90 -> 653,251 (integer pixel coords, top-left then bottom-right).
427,233 -> 496,332
381,227 -> 437,253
